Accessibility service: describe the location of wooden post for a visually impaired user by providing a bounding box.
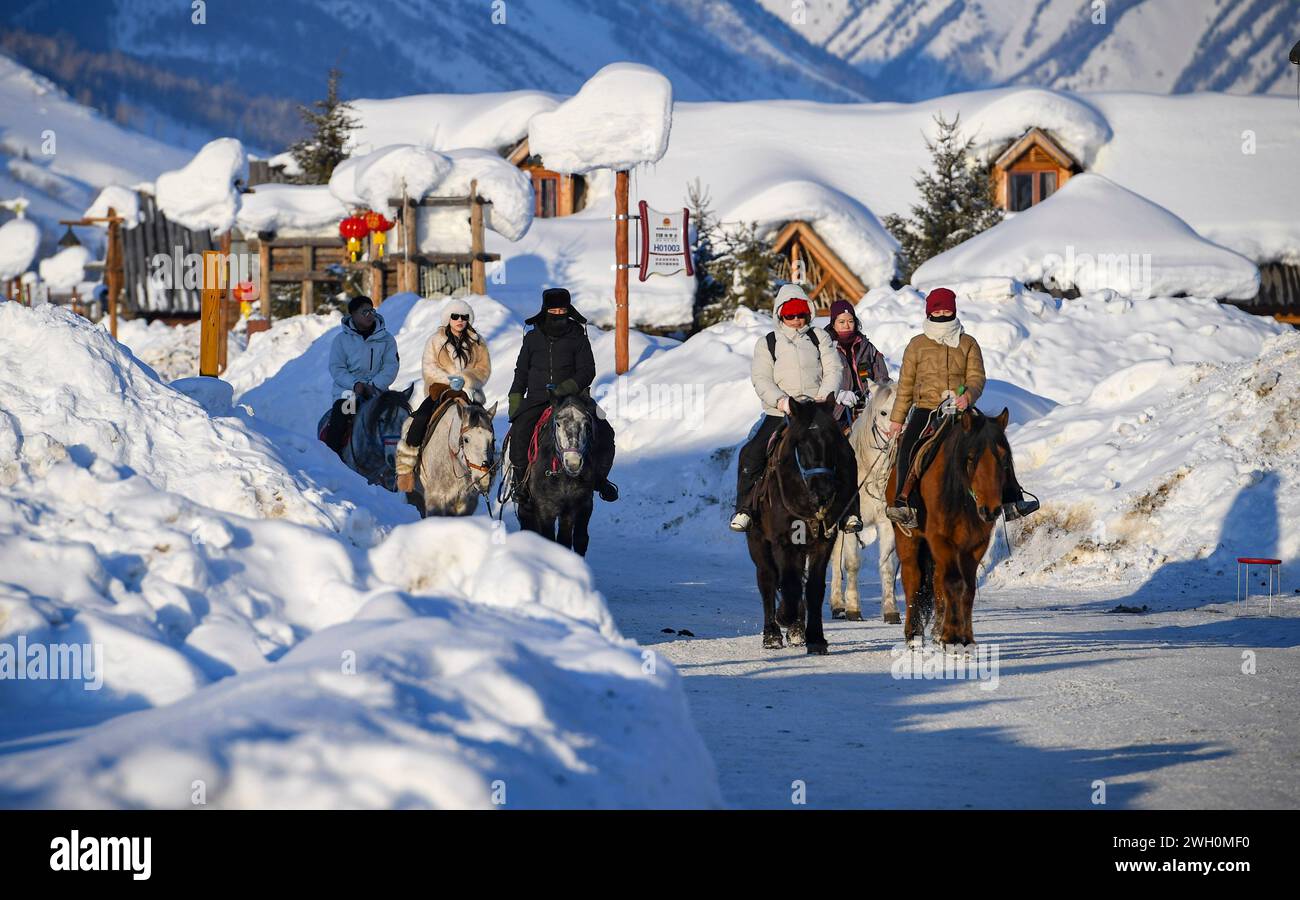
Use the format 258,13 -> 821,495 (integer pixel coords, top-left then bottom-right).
470,178 -> 485,296
105,207 -> 122,339
257,237 -> 271,319
370,263 -> 384,304
217,231 -> 232,373
301,244 -> 314,315
614,169 -> 630,375
402,195 -> 418,296
199,249 -> 223,377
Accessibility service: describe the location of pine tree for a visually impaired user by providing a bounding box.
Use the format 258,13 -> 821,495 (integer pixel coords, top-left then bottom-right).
686,179 -> 726,327
884,112 -> 1003,283
289,68 -> 357,185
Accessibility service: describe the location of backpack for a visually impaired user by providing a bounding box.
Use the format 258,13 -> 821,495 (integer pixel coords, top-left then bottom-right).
766,328 -> 818,361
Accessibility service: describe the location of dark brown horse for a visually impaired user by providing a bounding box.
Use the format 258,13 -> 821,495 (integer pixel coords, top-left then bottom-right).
746,397 -> 852,655
888,408 -> 1011,650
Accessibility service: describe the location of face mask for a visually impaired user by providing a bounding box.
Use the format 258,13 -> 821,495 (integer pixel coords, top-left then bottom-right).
928,313 -> 956,323
543,313 -> 570,336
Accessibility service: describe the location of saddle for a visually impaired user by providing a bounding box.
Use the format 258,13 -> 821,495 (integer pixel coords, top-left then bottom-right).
897,409 -> 957,501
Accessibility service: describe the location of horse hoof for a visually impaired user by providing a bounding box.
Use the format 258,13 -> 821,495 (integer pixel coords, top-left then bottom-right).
906,635 -> 924,651
845,609 -> 862,622
785,628 -> 806,647
831,608 -> 846,620
763,633 -> 784,650
882,610 -> 901,625
942,642 -> 973,656
806,641 -> 829,656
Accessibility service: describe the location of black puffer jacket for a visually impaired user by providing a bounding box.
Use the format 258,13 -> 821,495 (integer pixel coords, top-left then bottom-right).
509,302 -> 596,418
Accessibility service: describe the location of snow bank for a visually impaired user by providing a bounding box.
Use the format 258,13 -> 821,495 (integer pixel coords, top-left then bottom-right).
329,144 -> 452,213
913,174 -> 1261,300
84,185 -> 141,229
154,138 -> 246,233
0,302 -> 718,809
236,183 -> 348,236
961,88 -> 1112,166
999,330 -> 1300,586
0,215 -> 40,280
727,180 -> 898,290
37,245 -> 91,290
528,63 -> 673,174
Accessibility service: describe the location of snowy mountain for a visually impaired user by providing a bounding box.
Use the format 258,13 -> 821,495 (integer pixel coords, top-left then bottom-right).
3,0 -> 1295,151
761,0 -> 1298,98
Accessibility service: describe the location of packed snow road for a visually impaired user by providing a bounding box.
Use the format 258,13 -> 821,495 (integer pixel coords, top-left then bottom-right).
589,542 -> 1300,809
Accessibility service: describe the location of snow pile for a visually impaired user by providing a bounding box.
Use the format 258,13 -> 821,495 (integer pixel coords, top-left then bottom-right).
436,149 -> 533,241
998,329 -> 1300,586
528,63 -> 673,174
913,175 -> 1261,300
350,90 -> 560,154
111,316 -> 250,383
37,245 -> 91,290
727,180 -> 898,290
329,144 -> 452,213
0,215 -> 40,280
961,88 -> 1112,165
154,138 -> 247,233
236,183 -> 348,236
0,302 -> 718,809
84,185 -> 142,229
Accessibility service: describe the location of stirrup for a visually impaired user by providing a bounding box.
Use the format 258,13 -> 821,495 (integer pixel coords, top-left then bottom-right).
885,505 -> 917,529
729,511 -> 752,532
842,515 -> 863,533
1002,497 -> 1040,522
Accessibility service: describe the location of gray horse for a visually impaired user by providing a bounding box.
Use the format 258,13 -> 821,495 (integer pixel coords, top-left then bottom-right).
410,397 -> 498,517
318,384 -> 414,492
829,382 -> 901,623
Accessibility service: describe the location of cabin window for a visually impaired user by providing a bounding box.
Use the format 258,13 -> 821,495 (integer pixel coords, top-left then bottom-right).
1010,173 -> 1034,211
535,174 -> 558,218
1039,171 -> 1057,201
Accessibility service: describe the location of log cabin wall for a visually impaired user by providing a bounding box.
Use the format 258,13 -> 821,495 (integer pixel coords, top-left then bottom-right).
120,191 -> 216,317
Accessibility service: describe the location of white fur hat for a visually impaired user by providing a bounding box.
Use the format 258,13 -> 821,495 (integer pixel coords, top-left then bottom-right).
443,297 -> 474,326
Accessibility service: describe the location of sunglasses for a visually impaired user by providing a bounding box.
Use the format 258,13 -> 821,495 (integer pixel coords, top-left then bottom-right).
781,312 -> 809,321
449,313 -> 469,322
354,307 -> 374,317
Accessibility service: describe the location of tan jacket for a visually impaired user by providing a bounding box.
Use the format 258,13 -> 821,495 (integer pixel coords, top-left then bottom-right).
889,332 -> 986,423
422,327 -> 491,402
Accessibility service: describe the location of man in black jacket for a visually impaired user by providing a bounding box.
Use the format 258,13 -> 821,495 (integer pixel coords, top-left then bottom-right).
508,288 -> 617,501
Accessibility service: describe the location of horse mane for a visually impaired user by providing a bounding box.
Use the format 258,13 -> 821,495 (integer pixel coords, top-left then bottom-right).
937,410 -> 1008,516
461,400 -> 494,431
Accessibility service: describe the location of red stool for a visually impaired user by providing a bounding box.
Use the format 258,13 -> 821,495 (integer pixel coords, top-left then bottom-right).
1237,557 -> 1283,615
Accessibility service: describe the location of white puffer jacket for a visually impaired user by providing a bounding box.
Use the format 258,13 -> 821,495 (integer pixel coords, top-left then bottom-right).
751,288 -> 843,416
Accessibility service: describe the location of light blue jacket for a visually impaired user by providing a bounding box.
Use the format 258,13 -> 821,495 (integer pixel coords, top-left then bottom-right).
328,312 -> 400,399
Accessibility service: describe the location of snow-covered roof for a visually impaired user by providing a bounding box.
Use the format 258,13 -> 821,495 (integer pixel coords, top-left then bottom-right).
431,149 -> 533,242
912,173 -> 1261,300
236,183 -> 348,236
328,144 -> 453,214
350,90 -> 560,156
84,185 -> 142,229
37,244 -> 91,290
726,180 -> 897,290
527,63 -> 673,174
154,138 -> 246,233
960,88 -> 1111,166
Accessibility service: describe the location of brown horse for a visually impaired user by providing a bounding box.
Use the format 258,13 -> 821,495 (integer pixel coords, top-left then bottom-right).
888,407 -> 1011,651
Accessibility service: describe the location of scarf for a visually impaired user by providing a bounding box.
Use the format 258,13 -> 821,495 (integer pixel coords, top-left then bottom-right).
923,316 -> 964,349
543,314 -> 572,338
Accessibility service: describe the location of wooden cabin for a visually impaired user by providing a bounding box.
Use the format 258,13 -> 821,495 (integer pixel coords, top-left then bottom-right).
505,138 -> 587,218
770,220 -> 868,313
1228,262 -> 1300,325
991,128 -> 1081,212
121,190 -> 216,318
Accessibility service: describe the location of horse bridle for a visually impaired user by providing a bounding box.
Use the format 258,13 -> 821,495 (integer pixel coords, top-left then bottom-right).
548,403 -> 590,475
445,400 -> 495,493
774,431 -> 836,523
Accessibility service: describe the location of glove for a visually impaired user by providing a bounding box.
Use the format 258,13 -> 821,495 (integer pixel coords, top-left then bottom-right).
508,392 -> 523,420
448,375 -> 465,391
777,396 -> 791,415
836,390 -> 858,407
553,378 -> 579,397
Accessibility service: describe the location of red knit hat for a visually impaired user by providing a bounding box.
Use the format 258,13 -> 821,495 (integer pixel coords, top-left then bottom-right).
778,297 -> 812,319
925,287 -> 957,316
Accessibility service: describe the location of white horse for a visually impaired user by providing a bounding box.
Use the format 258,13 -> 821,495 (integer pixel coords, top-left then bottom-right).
412,397 -> 498,517
829,382 -> 901,623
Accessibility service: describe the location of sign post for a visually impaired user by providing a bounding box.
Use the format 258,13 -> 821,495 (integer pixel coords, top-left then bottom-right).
200,249 -> 225,377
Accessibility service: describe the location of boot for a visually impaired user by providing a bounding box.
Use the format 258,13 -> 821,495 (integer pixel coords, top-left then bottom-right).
842,515 -> 863,533
510,465 -> 529,502
731,465 -> 760,533
597,478 -> 619,502
1002,497 -> 1040,521
394,436 -> 419,494
885,503 -> 918,529
729,511 -> 752,532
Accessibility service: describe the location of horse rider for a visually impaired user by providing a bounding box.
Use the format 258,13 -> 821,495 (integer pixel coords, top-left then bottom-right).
730,283 -> 863,534
394,297 -> 492,493
506,287 -> 618,502
825,297 -> 891,433
321,295 -> 399,455
883,287 -> 1039,528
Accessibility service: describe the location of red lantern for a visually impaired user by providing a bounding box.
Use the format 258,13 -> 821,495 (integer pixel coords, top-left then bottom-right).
339,214 -> 370,262
364,210 -> 394,258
